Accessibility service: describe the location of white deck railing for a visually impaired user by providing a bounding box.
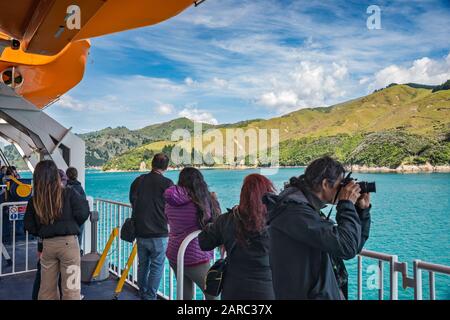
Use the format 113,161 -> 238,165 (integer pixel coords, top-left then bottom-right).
0,197 -> 95,278
94,199 -> 143,294
0,201 -> 34,277
358,250 -> 450,300
94,198 -> 218,300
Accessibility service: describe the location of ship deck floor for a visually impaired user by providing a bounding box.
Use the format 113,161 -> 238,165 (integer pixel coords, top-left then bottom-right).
1,240 -> 140,300
0,270 -> 141,300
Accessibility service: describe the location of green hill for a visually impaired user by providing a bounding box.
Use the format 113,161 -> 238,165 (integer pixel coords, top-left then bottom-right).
244,84 -> 448,140
78,117 -> 214,166
102,140 -> 175,171
103,82 -> 450,170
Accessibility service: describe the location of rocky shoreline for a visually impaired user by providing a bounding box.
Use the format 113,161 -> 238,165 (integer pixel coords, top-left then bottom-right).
348,163 -> 450,173
95,163 -> 450,173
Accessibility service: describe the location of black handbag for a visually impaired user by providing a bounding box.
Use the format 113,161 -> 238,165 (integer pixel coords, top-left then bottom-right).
204,242 -> 236,297
121,175 -> 144,243
120,217 -> 136,243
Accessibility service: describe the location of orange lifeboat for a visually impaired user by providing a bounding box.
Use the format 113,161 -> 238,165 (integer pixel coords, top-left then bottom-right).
0,0 -> 195,108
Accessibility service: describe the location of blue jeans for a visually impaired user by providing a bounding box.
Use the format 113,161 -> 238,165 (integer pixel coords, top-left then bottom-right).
137,237 -> 168,300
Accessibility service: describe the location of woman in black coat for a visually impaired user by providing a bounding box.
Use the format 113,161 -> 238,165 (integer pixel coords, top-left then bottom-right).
198,174 -> 275,300
24,160 -> 89,300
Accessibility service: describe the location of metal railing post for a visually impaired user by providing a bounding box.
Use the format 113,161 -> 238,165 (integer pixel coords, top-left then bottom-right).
390,255 -> 398,300
176,230 -> 201,300
414,260 -> 422,300
169,267 -> 174,300
117,206 -> 122,274
429,272 -> 435,300
357,255 -> 363,300
90,210 -> 99,253
378,260 -> 384,300
84,196 -> 94,254
12,220 -> 15,273
25,231 -> 29,271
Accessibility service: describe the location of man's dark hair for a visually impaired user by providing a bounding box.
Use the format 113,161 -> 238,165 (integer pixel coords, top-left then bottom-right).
66,167 -> 78,181
290,156 -> 345,192
151,153 -> 170,171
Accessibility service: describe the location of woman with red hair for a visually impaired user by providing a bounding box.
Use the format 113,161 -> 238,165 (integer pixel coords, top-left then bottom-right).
198,173 -> 276,300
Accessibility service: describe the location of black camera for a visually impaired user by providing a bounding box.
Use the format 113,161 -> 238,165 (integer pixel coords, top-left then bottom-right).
341,172 -> 376,193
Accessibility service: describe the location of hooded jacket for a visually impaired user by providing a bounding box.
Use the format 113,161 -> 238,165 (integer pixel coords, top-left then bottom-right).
264,184 -> 371,300
164,185 -> 214,266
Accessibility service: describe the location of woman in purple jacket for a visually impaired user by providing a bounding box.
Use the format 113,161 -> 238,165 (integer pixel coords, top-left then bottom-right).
164,167 -> 220,300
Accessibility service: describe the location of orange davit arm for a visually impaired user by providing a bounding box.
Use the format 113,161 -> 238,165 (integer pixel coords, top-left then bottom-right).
0,0 -> 196,108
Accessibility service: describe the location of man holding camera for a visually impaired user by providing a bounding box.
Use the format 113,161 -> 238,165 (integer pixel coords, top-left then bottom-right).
264,156 -> 371,299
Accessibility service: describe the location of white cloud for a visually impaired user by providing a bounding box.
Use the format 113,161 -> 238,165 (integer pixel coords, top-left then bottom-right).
52,93 -> 131,114
259,91 -> 299,113
212,77 -> 228,88
359,77 -> 370,85
177,0 -> 253,29
187,15 -> 232,29
184,77 -> 196,86
332,62 -> 348,80
55,94 -> 85,111
371,53 -> 450,89
178,107 -> 218,125
256,61 -> 349,113
155,103 -> 175,115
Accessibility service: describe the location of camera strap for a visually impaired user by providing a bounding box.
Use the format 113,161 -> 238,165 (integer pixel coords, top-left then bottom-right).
326,190 -> 340,220
326,171 -> 350,220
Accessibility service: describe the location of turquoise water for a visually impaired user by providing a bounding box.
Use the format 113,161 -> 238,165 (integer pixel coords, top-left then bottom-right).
83,168 -> 450,300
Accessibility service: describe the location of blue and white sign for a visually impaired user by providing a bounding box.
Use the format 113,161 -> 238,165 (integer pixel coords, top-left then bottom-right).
8,205 -> 26,221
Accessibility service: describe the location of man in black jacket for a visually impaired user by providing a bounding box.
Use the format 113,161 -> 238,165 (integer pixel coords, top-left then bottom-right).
264,156 -> 371,300
66,167 -> 86,198
129,153 -> 173,300
66,167 -> 87,252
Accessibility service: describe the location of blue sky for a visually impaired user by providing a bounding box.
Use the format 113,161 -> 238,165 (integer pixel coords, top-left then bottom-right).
46,0 -> 450,133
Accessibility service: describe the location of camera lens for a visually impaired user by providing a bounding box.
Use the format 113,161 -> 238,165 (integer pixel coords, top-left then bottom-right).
357,181 -> 376,193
